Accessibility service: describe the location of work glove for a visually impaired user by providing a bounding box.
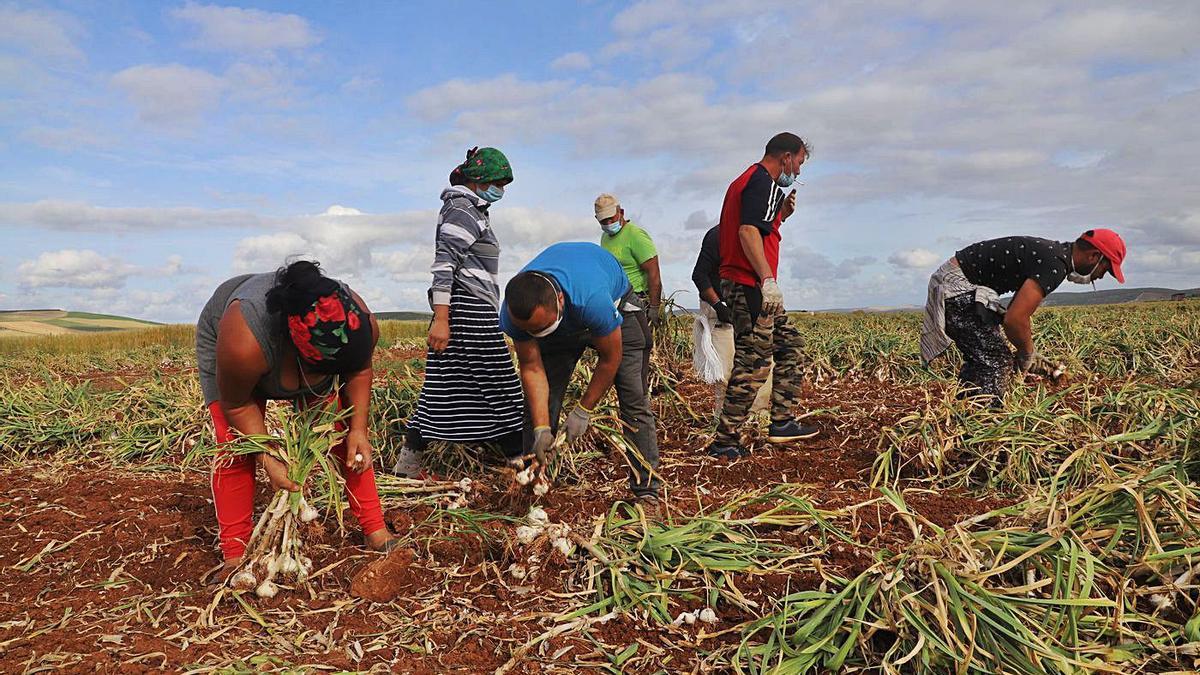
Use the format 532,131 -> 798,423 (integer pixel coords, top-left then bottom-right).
760,278 -> 784,316
1014,350 -> 1037,373
712,300 -> 733,325
1017,351 -> 1065,380
565,405 -> 593,443
531,426 -> 554,467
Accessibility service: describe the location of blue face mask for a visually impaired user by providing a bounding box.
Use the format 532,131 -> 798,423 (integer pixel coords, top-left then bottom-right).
776,154 -> 797,187
476,184 -> 504,203
602,221 -> 623,236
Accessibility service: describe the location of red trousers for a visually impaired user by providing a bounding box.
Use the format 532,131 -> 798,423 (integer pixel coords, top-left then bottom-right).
208,398 -> 386,561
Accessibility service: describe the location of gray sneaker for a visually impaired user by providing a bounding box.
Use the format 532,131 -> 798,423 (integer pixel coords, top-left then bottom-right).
391,443 -> 422,477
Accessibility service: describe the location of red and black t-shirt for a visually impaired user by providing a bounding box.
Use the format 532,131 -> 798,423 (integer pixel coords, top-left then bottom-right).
956,236 -> 1071,297
718,163 -> 784,287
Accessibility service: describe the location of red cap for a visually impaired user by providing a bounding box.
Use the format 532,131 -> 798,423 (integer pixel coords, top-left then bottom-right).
1079,228 -> 1126,284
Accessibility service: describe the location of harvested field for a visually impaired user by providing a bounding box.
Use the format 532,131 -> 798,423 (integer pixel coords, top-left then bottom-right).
1,302 -> 1199,673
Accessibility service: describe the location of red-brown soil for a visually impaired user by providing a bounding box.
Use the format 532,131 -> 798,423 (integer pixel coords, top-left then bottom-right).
0,372 -> 1025,672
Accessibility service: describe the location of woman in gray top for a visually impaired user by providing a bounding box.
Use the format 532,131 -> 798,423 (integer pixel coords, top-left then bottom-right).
196,260 -> 395,573
400,147 -> 525,473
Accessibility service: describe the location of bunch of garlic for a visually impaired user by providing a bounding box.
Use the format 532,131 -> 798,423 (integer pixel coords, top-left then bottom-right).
512,506 -> 574,556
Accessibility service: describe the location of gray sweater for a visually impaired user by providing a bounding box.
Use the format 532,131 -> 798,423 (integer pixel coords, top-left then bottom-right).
429,186 -> 502,310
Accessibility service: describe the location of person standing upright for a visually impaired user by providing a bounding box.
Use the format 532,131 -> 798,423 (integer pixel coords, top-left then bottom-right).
595,193 -> 661,388
708,132 -> 818,459
401,147 -> 525,474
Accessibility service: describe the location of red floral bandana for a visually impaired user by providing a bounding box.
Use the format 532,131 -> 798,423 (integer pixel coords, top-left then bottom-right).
286,289 -> 367,365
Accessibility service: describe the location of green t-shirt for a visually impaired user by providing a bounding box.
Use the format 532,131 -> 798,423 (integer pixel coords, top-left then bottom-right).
600,221 -> 658,293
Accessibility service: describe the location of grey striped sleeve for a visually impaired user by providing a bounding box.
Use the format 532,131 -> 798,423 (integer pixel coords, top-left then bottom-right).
430,203 -> 483,306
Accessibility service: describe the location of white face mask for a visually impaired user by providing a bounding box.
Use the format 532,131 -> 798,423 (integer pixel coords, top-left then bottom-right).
1068,257 -> 1103,285
529,298 -> 562,338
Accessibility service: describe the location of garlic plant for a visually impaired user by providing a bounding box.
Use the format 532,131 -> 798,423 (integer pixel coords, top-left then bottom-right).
218,399 -> 352,597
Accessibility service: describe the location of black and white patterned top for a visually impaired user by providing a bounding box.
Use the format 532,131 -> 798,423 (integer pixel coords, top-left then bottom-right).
955,236 -> 1071,296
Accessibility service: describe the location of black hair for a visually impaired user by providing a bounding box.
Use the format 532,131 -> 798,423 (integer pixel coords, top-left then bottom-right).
1076,231 -> 1098,251
764,132 -> 811,158
266,260 -> 339,315
505,271 -> 558,321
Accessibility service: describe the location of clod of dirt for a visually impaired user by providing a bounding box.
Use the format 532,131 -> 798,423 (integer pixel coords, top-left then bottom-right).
349,547 -> 427,603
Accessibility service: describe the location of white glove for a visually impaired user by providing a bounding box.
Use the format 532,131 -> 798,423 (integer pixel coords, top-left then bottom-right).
761,278 -> 784,316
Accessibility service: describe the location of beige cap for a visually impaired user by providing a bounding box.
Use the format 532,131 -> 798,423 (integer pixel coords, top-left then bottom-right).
594,193 -> 620,221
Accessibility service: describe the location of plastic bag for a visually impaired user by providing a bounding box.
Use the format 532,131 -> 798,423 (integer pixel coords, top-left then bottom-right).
692,311 -> 726,384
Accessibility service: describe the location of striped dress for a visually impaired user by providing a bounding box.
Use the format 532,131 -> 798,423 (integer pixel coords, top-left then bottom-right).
412,186 -> 524,442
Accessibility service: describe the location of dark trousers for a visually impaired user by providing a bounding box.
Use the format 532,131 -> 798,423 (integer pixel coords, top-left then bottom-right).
714,280 -> 806,446
944,293 -> 1012,406
522,302 -> 659,496
635,290 -> 654,390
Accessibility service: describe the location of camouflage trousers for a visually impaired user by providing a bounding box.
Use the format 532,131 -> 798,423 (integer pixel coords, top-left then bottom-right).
944,292 -> 1013,406
714,280 -> 806,445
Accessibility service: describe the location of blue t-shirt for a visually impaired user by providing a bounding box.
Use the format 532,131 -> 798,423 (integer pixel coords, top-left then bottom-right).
501,242 -> 631,342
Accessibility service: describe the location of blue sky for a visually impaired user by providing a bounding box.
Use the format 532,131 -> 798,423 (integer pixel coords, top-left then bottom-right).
2,1 -> 1198,322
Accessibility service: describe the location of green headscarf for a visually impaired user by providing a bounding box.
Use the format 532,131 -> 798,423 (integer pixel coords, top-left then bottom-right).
451,146 -> 513,185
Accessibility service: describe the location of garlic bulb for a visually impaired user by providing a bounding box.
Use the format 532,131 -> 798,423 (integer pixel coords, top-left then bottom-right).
672,611 -> 697,626
231,570 -> 257,589
527,506 -> 550,526
552,537 -> 574,557
515,525 -> 541,545
256,580 -> 278,598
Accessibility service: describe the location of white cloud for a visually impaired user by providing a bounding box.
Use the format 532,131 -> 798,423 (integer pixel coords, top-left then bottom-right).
491,207 -> 595,247
683,209 -> 713,231
159,254 -> 185,276
231,232 -> 310,272
171,3 -> 320,53
232,205 -> 434,274
888,248 -> 942,271
224,62 -> 297,106
1026,6 -> 1198,62
341,75 -> 381,95
550,52 -> 591,71
112,64 -> 226,126
17,250 -> 135,289
0,200 -> 262,231
0,6 -> 84,61
789,247 -> 877,281
377,248 -> 433,282
20,126 -> 112,152
407,74 -> 569,124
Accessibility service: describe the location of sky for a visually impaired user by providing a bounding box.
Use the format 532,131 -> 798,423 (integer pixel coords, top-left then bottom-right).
1,0 -> 1198,322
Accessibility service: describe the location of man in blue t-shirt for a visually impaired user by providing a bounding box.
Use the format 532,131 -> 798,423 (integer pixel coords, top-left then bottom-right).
500,242 -> 660,504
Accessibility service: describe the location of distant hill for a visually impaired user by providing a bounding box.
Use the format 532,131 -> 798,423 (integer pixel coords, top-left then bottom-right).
0,309 -> 160,338
1040,287 -> 1200,306
376,311 -> 433,322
